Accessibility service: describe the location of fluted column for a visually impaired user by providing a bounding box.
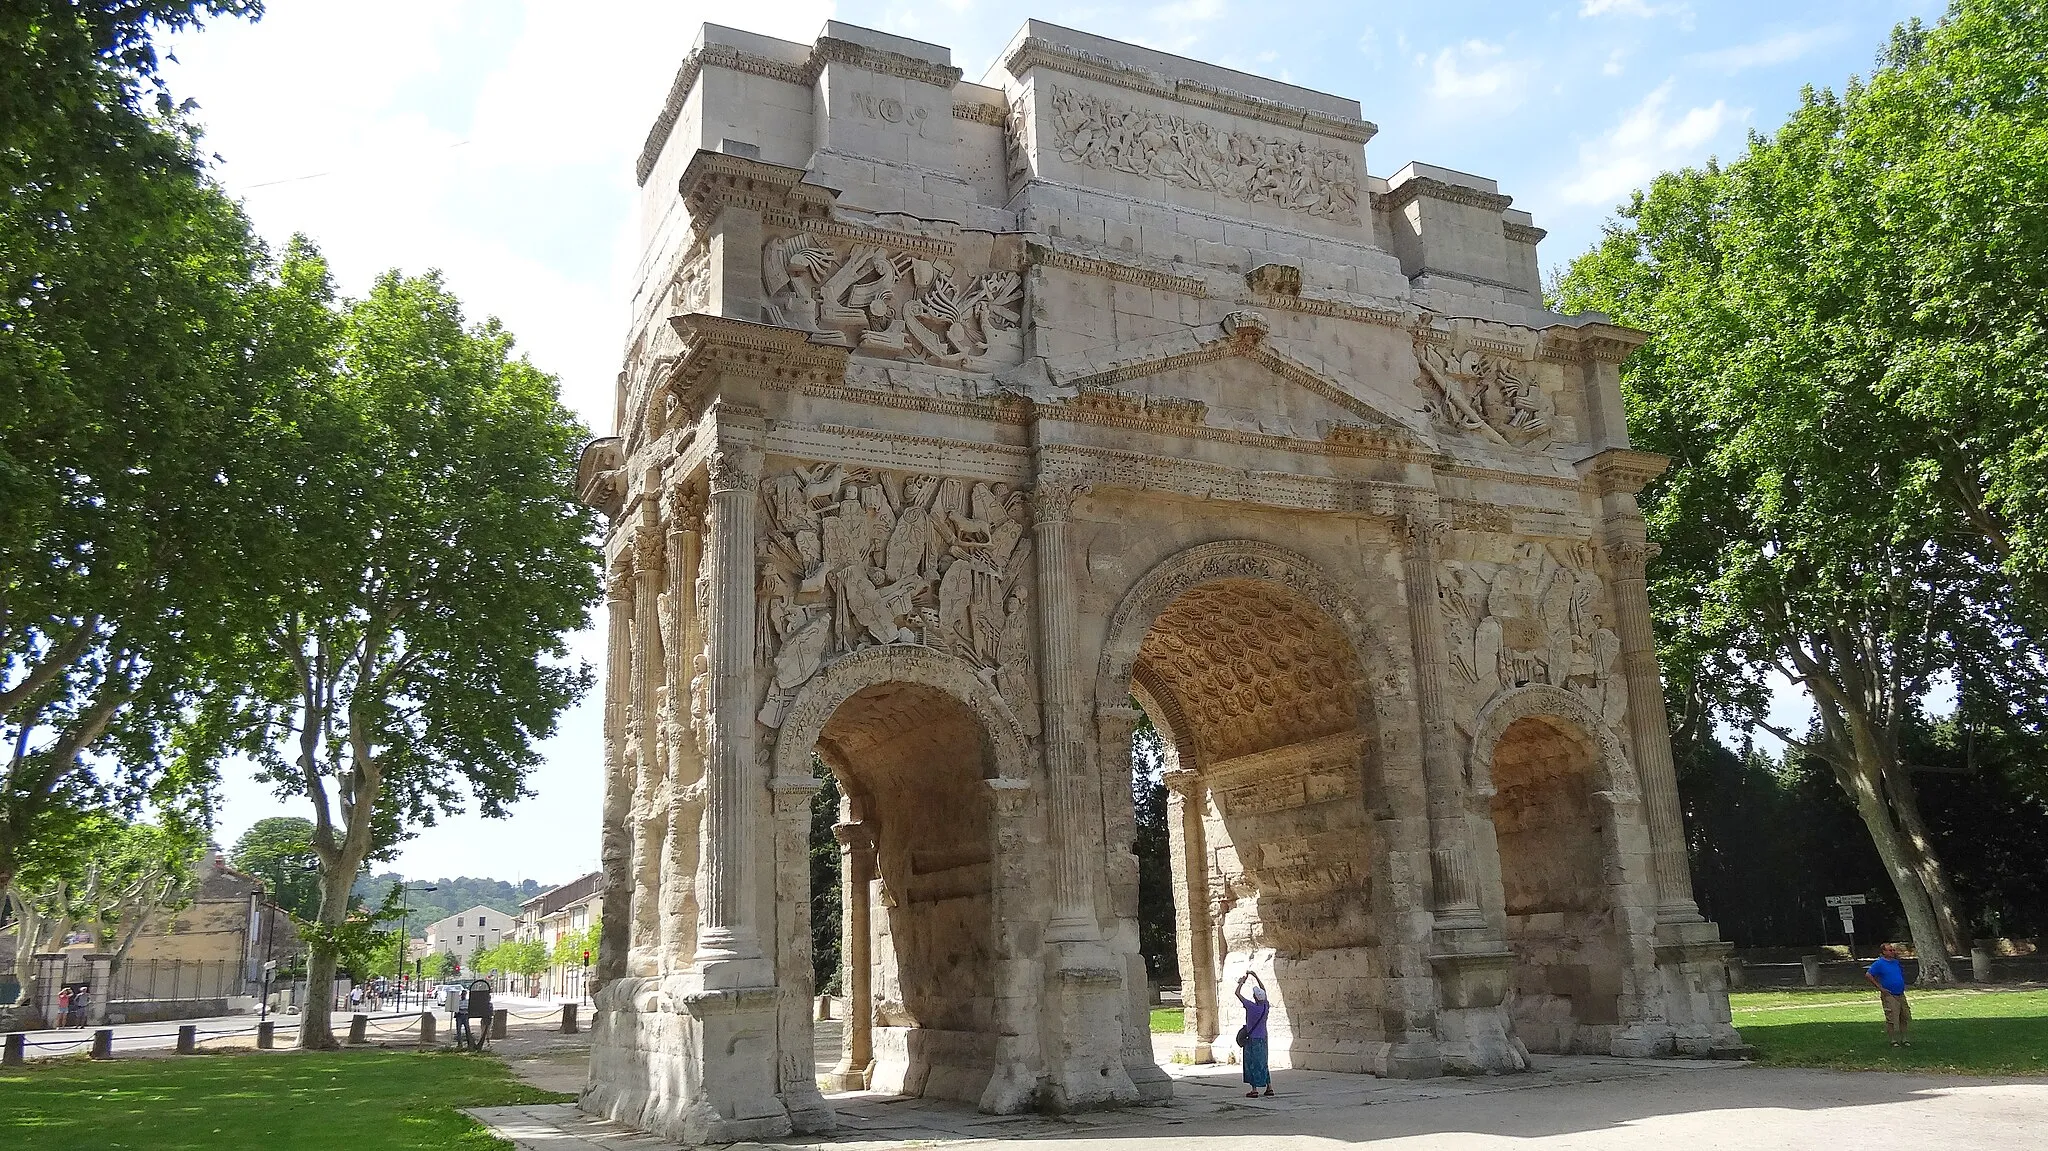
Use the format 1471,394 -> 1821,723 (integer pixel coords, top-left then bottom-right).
1033,473 -> 1098,941
698,443 -> 765,970
1401,512 -> 1484,929
628,507 -> 667,973
1162,768 -> 1216,1057
828,821 -> 875,1090
661,482 -> 706,971
596,557 -> 636,989
1606,538 -> 1703,923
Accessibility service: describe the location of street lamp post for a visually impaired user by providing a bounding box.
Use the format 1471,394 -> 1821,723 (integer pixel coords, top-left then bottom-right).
397,884 -> 437,1009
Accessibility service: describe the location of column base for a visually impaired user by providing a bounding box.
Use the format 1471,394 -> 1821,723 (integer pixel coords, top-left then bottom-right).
581,978 -> 793,1145
825,1061 -> 872,1092
1429,949 -> 1528,1075
1041,953 -> 1138,1112
1171,1039 -> 1214,1064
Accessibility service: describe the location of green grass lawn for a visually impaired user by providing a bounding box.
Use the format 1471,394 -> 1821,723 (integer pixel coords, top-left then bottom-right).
1731,986 -> 2048,1076
0,1049 -> 570,1150
1151,1006 -> 1184,1033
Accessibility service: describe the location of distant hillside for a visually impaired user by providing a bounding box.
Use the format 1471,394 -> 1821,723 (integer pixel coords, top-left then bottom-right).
352,873 -> 549,935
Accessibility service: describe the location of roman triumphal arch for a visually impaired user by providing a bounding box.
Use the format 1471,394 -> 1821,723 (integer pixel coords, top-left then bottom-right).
575,17 -> 1745,1144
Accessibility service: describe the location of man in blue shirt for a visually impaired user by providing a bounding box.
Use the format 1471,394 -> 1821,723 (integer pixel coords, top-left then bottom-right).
1864,942 -> 1911,1047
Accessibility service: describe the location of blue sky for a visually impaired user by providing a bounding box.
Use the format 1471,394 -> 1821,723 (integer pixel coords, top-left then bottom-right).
162,0 -> 1947,886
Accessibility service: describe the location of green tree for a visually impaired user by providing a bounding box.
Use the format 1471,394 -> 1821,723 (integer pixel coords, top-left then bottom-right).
229,816 -> 322,921
0,1 -> 332,897
423,951 -> 458,982
3,815 -> 198,1008
1555,0 -> 2048,981
192,271 -> 600,1048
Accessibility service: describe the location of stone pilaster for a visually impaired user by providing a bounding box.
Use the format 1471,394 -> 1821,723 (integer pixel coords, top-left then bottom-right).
1400,511 -> 1484,930
1605,537 -> 1703,925
698,440 -> 768,981
629,503 -> 668,975
828,821 -> 875,1091
981,777 -> 1042,1114
1162,767 -> 1216,1063
1032,473 -> 1098,941
597,558 -> 636,990
769,774 -> 832,1132
661,481 -> 707,972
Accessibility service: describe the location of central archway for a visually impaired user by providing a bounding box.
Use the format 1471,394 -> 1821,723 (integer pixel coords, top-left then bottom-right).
1095,540 -> 1431,1079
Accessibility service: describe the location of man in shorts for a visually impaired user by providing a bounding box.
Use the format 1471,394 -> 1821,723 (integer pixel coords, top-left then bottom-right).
1864,942 -> 1911,1047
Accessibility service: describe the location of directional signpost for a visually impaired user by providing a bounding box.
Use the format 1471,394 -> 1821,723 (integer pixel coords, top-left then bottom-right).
1827,894 -> 1868,957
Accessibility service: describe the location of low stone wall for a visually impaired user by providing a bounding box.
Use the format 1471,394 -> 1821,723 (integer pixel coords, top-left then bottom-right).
104,998 -> 239,1024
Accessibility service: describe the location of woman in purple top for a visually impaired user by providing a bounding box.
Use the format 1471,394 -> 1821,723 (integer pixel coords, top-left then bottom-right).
1235,971 -> 1273,1096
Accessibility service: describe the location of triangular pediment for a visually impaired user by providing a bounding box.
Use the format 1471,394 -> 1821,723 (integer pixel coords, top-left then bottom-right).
1040,312 -> 1434,452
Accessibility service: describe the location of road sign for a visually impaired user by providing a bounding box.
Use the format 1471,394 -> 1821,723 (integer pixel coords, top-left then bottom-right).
1838,906 -> 1857,929
1825,894 -> 1868,908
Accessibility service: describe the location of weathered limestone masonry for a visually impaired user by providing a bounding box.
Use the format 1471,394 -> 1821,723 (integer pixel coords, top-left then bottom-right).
576,18 -> 1746,1144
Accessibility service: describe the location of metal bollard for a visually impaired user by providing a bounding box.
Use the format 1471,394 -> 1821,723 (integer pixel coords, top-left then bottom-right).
176,1025 -> 197,1054
560,1003 -> 578,1034
92,1028 -> 113,1060
418,1011 -> 437,1048
348,1013 -> 368,1044
257,1021 -> 275,1050
491,1008 -> 507,1040
3,1033 -> 24,1066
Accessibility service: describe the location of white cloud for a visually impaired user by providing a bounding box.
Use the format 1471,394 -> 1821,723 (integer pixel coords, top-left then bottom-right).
1603,48 -> 1627,76
1688,25 -> 1848,73
1426,40 -> 1527,110
1559,79 -> 1744,206
1145,0 -> 1226,51
1580,0 -> 1654,14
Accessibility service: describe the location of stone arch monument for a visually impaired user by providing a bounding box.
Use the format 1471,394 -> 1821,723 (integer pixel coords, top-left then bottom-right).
576,17 -> 1745,1144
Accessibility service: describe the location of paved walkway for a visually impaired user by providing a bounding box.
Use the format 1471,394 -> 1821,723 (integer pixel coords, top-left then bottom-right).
470,1043 -> 2048,1150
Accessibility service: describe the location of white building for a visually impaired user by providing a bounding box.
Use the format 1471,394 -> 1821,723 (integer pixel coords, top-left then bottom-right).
422,905 -> 511,958
513,871 -> 602,999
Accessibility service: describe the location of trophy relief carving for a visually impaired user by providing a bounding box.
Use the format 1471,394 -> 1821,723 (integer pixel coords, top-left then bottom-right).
755,465 -> 1036,727
1416,345 -> 1556,448
1437,540 -> 1625,731
761,232 -> 1024,370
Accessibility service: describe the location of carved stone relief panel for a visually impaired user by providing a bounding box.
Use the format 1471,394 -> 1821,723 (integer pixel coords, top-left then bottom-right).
755,463 -> 1035,729
1436,536 -> 1625,738
1045,85 -> 1361,225
761,231 -> 1025,370
1416,344 -> 1556,448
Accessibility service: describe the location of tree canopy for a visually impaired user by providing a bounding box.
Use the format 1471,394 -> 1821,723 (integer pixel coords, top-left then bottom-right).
229,816 -> 323,921
1556,0 -> 2048,980
1,0 -> 325,897
185,269 -> 599,1048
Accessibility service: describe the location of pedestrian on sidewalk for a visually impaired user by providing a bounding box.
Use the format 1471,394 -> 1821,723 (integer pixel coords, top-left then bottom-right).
1235,971 -> 1273,1097
55,987 -> 73,1029
1864,942 -> 1911,1047
454,986 -> 473,1050
71,985 -> 90,1028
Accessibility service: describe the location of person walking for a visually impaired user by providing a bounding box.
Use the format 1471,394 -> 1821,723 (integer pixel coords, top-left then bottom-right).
453,986 -> 473,1050
1864,942 -> 1912,1047
1235,971 -> 1274,1097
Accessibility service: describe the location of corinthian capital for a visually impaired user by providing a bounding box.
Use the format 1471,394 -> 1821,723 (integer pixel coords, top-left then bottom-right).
634,523 -> 666,571
664,480 -> 707,529
1401,511 -> 1450,553
1030,473 -> 1093,524
607,558 -> 637,604
1608,538 -> 1662,578
706,446 -> 760,494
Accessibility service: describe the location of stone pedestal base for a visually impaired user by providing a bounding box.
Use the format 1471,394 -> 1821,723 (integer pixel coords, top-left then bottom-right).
1041,959 -> 1139,1112
582,978 -> 797,1145
1429,949 -> 1528,1075
1172,1038 -> 1214,1064
1649,920 -> 1749,1058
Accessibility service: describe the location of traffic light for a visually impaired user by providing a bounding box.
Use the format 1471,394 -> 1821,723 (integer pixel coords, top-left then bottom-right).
582,949 -> 590,967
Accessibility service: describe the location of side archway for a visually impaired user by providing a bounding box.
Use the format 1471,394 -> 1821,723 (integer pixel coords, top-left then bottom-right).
1465,684 -> 1638,802
1468,683 -> 1648,1054
769,642 -> 1038,1110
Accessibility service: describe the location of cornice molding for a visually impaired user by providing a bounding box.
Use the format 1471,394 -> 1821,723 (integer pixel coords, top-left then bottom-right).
1576,448 -> 1670,496
1003,35 -> 1377,145
637,45 -> 814,185
1372,176 -> 1515,216
678,152 -> 838,236
953,101 -> 1008,126
1503,221 -> 1548,245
